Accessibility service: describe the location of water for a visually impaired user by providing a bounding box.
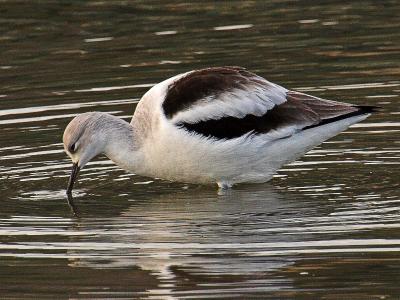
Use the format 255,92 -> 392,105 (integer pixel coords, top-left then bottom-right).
1,1 -> 399,298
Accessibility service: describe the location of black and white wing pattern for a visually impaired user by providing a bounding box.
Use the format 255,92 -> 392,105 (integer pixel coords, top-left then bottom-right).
162,66 -> 374,140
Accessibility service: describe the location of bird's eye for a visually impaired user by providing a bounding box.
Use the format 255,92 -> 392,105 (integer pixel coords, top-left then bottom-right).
69,143 -> 76,153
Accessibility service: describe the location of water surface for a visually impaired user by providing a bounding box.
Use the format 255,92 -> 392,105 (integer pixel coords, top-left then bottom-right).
1,1 -> 400,299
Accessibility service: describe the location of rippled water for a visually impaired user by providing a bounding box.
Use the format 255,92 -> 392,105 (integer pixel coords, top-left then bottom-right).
1,1 -> 400,298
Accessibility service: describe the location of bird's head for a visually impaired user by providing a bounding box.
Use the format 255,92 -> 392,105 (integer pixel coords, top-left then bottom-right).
63,112 -> 108,194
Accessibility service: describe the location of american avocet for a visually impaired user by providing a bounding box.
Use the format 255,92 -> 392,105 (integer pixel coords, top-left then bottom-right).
63,67 -> 375,192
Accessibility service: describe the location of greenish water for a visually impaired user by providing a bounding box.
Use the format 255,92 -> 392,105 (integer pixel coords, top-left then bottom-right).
1,1 -> 400,299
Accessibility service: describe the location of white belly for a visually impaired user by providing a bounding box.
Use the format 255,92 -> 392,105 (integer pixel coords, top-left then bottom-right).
134,114 -> 369,186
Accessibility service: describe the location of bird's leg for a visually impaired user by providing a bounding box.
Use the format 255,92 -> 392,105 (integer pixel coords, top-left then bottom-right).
217,181 -> 233,189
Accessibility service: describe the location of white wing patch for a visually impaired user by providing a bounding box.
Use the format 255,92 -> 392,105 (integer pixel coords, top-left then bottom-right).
171,80 -> 288,124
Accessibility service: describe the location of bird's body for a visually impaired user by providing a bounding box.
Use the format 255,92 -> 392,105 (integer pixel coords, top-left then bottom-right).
63,67 -> 374,191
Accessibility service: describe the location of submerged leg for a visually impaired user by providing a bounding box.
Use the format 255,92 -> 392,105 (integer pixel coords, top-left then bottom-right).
217,181 -> 233,189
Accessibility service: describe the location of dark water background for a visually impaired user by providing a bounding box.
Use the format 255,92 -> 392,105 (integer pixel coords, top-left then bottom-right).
1,1 -> 400,299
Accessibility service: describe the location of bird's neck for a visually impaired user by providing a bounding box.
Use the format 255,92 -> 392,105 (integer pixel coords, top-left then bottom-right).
102,116 -> 144,172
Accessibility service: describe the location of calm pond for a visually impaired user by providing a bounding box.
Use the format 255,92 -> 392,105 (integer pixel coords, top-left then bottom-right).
1,1 -> 400,299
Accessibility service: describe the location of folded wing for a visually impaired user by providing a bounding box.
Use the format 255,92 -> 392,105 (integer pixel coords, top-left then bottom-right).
162,67 -> 374,140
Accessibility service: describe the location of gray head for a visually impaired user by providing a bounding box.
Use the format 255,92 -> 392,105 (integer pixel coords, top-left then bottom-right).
63,112 -> 109,194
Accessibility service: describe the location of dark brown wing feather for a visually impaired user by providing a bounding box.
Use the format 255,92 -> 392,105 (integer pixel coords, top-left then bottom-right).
178,90 -> 375,140
163,66 -> 262,119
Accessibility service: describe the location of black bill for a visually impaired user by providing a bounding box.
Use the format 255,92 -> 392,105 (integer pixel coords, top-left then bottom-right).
67,192 -> 80,217
66,163 -> 80,194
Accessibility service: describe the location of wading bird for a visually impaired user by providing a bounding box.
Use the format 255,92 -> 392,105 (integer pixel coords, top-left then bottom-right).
63,67 -> 375,193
